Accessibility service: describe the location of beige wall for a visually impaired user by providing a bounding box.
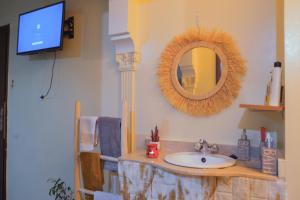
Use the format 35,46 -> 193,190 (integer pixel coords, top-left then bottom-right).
0,0 -> 119,199
134,0 -> 282,148
277,0 -> 285,63
285,0 -> 300,199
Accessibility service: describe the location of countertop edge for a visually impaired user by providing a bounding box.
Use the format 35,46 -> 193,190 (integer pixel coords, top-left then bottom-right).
119,152 -> 279,181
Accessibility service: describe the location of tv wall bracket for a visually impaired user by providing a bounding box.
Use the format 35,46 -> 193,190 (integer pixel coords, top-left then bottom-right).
64,16 -> 74,39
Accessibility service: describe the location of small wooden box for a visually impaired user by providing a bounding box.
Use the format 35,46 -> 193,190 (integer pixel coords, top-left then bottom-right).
262,147 -> 277,175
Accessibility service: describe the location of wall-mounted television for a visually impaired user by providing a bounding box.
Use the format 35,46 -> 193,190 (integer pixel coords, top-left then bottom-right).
17,1 -> 65,55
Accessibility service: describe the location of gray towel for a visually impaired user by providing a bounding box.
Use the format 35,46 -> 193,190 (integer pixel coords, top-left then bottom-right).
97,117 -> 121,172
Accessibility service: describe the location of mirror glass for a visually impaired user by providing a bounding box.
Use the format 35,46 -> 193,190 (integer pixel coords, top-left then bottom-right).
177,47 -> 223,95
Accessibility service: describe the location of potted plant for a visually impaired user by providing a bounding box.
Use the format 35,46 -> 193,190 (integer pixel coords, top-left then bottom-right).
48,178 -> 74,200
150,125 -> 160,149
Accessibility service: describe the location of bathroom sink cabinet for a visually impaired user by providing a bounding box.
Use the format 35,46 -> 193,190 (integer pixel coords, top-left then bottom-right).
118,160 -> 286,200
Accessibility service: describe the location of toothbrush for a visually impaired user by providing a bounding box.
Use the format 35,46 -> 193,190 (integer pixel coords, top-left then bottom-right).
260,127 -> 266,143
265,132 -> 272,148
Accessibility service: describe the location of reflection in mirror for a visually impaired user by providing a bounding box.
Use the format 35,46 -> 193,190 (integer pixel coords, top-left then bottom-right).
177,47 -> 222,95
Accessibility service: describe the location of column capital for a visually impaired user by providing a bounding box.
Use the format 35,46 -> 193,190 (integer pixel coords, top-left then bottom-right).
116,52 -> 140,72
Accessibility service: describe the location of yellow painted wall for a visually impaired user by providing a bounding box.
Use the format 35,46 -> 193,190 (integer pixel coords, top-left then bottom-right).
134,0 -> 280,147
192,48 -> 216,94
284,0 -> 300,198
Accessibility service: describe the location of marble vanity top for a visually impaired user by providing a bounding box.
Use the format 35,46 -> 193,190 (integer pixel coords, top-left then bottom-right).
120,150 -> 278,181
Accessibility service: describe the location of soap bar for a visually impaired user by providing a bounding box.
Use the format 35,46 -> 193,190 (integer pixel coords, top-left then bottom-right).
262,147 -> 277,175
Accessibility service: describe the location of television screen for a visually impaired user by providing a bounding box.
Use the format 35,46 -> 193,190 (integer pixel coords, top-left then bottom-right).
17,1 -> 65,55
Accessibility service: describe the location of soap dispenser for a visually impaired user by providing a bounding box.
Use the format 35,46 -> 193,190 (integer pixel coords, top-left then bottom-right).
237,129 -> 250,161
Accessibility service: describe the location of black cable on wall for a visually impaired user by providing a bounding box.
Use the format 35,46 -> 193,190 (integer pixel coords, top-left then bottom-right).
40,51 -> 57,99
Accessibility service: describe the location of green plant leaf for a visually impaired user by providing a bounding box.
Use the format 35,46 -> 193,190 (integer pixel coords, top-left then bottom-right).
47,178 -> 74,200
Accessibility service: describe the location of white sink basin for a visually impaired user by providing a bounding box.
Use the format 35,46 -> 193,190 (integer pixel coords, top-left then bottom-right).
164,152 -> 236,169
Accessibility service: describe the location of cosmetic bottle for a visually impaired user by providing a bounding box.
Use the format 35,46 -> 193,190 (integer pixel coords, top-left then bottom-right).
237,129 -> 250,161
269,61 -> 282,106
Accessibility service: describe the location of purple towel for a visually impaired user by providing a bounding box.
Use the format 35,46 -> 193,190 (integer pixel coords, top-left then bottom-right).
97,117 -> 121,172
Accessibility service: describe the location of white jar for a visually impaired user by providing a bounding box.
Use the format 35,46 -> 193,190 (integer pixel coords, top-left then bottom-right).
269,61 -> 282,106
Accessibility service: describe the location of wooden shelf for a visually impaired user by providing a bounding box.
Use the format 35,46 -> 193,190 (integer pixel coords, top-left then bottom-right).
240,104 -> 284,112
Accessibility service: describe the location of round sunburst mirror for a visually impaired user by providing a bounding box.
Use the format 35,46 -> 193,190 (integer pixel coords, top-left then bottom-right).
157,28 -> 246,116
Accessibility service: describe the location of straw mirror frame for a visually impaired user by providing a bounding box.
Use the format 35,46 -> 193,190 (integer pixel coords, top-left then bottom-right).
157,28 -> 246,116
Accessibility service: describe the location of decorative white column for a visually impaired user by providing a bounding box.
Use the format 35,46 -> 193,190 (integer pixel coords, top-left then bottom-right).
108,0 -> 139,154
116,52 -> 139,153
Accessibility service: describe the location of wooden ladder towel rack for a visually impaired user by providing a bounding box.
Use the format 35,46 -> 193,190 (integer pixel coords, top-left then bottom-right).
74,100 -> 127,200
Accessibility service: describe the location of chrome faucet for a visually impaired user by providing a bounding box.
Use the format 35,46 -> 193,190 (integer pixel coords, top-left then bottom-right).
201,140 -> 209,155
194,139 -> 219,154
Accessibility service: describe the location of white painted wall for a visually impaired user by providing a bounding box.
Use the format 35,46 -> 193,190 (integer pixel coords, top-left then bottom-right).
0,0 -> 119,199
134,0 -> 282,148
285,0 -> 300,198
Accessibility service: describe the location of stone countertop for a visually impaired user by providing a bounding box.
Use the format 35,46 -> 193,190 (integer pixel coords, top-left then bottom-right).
119,150 -> 278,181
